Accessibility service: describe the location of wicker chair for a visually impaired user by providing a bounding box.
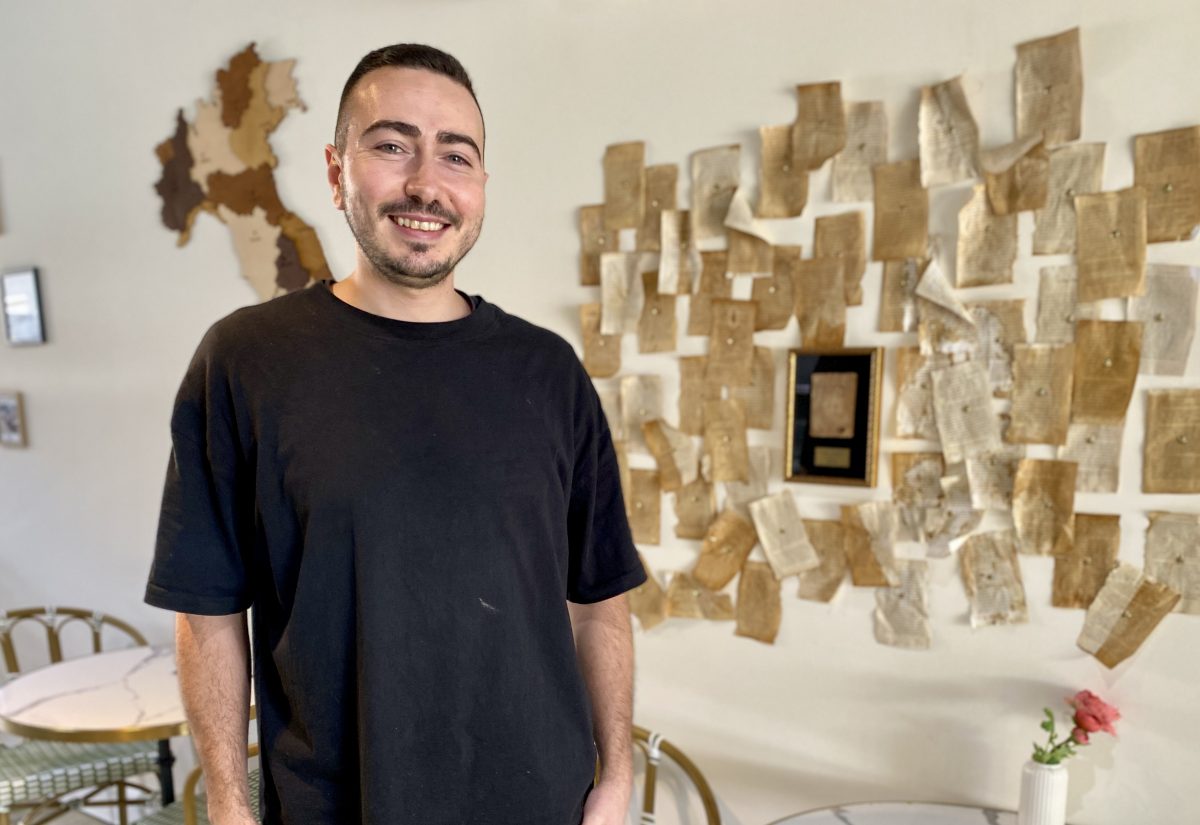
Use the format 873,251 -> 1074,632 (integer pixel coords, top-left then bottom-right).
0,607 -> 160,825
134,745 -> 261,825
632,725 -> 721,825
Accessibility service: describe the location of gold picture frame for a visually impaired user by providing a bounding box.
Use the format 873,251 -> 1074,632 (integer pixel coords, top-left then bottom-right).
785,347 -> 882,486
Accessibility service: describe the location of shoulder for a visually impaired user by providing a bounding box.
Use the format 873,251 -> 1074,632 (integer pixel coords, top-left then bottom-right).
488,302 -> 582,370
194,285 -> 324,363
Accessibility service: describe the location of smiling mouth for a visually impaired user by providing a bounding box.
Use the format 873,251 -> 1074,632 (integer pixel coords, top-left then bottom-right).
389,215 -> 450,232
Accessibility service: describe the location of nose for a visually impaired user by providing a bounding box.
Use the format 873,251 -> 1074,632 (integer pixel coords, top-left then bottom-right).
404,154 -> 440,205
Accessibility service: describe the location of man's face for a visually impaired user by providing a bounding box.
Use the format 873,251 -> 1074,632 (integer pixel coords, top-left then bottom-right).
327,67 -> 487,289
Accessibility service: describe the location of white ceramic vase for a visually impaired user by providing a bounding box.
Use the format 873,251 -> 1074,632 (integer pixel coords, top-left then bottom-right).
1017,759 -> 1068,825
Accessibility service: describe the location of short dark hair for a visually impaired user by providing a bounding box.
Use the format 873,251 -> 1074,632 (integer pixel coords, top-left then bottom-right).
334,43 -> 482,154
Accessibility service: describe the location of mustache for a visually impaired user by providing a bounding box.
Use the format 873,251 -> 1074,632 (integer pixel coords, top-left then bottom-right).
378,199 -> 459,227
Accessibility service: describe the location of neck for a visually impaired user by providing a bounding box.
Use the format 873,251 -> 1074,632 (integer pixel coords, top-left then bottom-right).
331,266 -> 471,323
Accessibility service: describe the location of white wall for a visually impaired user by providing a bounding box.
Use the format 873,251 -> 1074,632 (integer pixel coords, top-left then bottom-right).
1,2 -> 1198,824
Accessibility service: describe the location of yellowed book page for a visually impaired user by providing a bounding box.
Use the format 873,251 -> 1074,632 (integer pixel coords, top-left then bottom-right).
1142,389 -> 1200,494
925,466 -> 983,557
1070,321 -> 1143,425
964,446 -> 1024,511
1128,264 -> 1198,376
705,298 -> 757,386
1015,27 -> 1082,146
961,531 -> 1029,627
600,251 -> 643,335
981,135 -> 1048,215
665,572 -> 735,621
894,346 -> 939,440
750,491 -> 820,578
1057,423 -> 1123,494
693,509 -> 758,591
814,211 -> 867,305
842,504 -> 890,587
1145,512 -> 1200,614
832,101 -> 887,203
580,303 -> 621,379
628,556 -> 669,630
874,559 -> 930,649
730,347 -> 776,431
636,272 -> 676,354
873,159 -> 929,261
967,300 -> 1027,397
1008,344 -> 1074,445
1012,458 -> 1077,557
1134,125 -> 1200,243
1033,144 -> 1105,254
793,258 -> 847,348
855,500 -> 900,586
809,371 -> 857,439
758,124 -> 808,218
687,251 -> 733,336
879,259 -> 926,333
791,82 -> 846,170
752,245 -> 798,331
797,520 -> 847,603
657,209 -> 697,295
736,561 -> 783,644
916,261 -> 976,357
931,361 -> 1000,464
1077,565 -> 1180,668
893,452 -> 943,541
690,145 -> 740,242
643,418 -> 698,493
619,374 -> 663,453
703,398 -> 750,483
919,76 -> 980,187
723,446 -> 771,520
678,355 -> 721,437
603,141 -> 645,230
579,204 -> 617,286
626,468 -> 661,545
1075,188 -> 1148,302
727,228 -> 774,277
673,478 -> 716,540
956,185 -> 1017,287
1053,514 -> 1120,609
1035,265 -> 1080,344
636,163 -> 678,251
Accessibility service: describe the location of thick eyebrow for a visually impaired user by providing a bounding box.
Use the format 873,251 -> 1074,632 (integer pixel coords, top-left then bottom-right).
361,119 -> 482,161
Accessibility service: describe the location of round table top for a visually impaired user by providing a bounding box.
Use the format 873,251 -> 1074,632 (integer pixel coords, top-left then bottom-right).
0,645 -> 188,743
767,801 -> 1016,824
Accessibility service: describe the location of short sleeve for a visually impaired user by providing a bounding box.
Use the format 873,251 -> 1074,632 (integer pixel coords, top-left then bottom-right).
565,362 -> 646,603
144,327 -> 254,615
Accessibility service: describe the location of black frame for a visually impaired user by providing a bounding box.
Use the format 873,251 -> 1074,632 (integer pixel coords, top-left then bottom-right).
2,267 -> 46,345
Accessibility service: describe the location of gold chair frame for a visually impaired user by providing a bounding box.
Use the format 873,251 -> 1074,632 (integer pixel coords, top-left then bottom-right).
632,725 -> 721,825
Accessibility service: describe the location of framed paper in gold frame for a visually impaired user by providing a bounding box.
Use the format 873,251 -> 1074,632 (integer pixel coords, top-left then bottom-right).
0,390 -> 26,447
785,348 -> 882,486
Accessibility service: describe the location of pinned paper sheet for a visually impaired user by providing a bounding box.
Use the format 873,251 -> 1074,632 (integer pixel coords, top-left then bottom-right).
1058,423 -> 1124,494
1053,514 -> 1120,610
961,531 -> 1028,627
666,572 -> 735,621
673,478 -> 716,540
750,491 -> 819,578
579,204 -> 617,286
1142,389 -> 1200,494
894,346 -> 940,440
793,258 -> 847,348
736,561 -> 783,645
628,557 -> 669,630
1007,344 -> 1074,445
931,361 -> 1000,464
814,211 -> 867,305
626,469 -> 661,545
580,303 -> 621,379
967,300 -> 1027,397
842,504 -> 894,587
1015,27 -> 1083,146
791,82 -> 846,170
658,209 -> 697,295
874,560 -> 931,650
1070,321 -> 1143,425
852,501 -> 900,586
919,76 -> 980,187
637,272 -> 677,354
810,371 -> 857,439
687,251 -> 733,336
620,374 -> 663,453
752,245 -> 798,331
643,418 -> 698,493
917,260 -> 976,357
600,252 -> 644,335
1035,265 -> 1091,344
1012,458 -> 1076,557
730,347 -> 776,431
873,159 -> 929,261
1133,125 -> 1200,243
1128,264 -> 1198,376
603,141 -> 645,230
727,229 -> 774,277
956,185 -> 1017,287
797,520 -> 847,603
723,446 -> 771,520
758,124 -> 809,218
893,452 -> 945,540
1077,564 -> 1180,668
833,101 -> 887,203
879,259 -> 926,333
1144,512 -> 1200,614
678,355 -> 721,436
706,299 -> 757,386
981,135 -> 1048,215
962,442 -> 1022,511
693,509 -> 758,590
1033,143 -> 1105,254
690,145 -> 740,242
703,399 -> 750,482
1075,188 -> 1148,302
637,164 -> 678,251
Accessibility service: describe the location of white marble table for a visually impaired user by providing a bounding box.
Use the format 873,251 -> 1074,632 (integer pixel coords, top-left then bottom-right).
766,801 -> 1016,824
0,646 -> 187,803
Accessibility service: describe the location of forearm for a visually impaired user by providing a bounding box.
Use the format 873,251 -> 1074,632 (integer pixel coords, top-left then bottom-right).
176,612 -> 254,823
569,594 -> 636,788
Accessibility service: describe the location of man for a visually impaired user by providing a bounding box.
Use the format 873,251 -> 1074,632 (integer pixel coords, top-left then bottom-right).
146,44 -> 645,825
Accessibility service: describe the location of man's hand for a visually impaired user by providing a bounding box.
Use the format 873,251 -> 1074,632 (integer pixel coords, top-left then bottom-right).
581,776 -> 632,825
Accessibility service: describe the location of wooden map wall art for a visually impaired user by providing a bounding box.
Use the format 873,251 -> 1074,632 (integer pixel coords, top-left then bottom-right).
155,44 -> 331,301
576,26 -> 1200,663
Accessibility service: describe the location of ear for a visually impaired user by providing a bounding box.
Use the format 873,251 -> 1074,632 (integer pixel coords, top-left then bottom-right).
324,144 -> 346,211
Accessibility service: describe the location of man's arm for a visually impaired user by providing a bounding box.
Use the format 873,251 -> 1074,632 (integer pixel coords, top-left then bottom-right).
176,612 -> 256,825
568,593 -> 635,825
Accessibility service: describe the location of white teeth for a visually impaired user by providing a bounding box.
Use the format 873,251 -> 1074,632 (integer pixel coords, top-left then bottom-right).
394,216 -> 446,231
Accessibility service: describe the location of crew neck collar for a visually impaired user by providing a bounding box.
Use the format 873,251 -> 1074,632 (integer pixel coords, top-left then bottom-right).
313,279 -> 499,341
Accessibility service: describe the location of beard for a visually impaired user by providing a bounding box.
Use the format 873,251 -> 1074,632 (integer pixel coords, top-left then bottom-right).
344,194 -> 483,290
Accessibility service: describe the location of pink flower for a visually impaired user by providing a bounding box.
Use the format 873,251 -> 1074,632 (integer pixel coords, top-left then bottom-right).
1071,727 -> 1090,745
1068,690 -> 1120,737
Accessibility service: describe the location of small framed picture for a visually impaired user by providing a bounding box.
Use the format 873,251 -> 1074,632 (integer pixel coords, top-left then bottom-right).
0,391 -> 27,447
785,347 -> 883,486
2,268 -> 46,345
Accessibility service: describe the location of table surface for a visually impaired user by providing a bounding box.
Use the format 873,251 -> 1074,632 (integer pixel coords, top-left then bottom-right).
0,645 -> 189,743
767,801 -> 1015,824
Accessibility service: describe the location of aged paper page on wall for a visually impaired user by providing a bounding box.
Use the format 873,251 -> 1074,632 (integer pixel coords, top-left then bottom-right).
1133,125 -> 1200,243
1142,389 -> 1200,494
1144,512 -> 1200,614
1070,321 -> 1142,425
1012,458 -> 1076,556
873,159 -> 928,260
750,492 -> 820,578
1075,188 -> 1147,302
1058,423 -> 1124,494
736,561 -> 783,644
1128,264 -> 1198,376
832,101 -> 886,203
693,509 -> 758,591
603,141 -> 645,230
874,560 -> 931,649
919,76 -> 980,187
1015,27 -> 1082,145
1053,514 -> 1120,609
1077,565 -> 1180,668
1007,343 -> 1074,445
961,531 -> 1029,627
1033,143 -> 1106,255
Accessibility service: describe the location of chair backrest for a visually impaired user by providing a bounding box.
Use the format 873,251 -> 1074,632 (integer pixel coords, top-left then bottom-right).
633,725 -> 721,825
1,606 -> 148,676
183,743 -> 261,825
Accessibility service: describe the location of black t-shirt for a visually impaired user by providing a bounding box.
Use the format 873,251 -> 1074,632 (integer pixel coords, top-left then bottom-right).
146,282 -> 645,825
